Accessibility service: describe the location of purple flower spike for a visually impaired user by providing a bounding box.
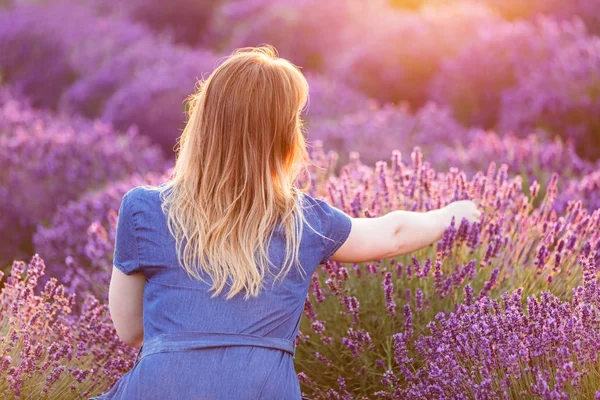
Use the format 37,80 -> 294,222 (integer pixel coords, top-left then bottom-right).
383,272 -> 397,317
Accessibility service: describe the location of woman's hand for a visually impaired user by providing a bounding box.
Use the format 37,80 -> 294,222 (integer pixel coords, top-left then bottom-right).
441,200 -> 482,226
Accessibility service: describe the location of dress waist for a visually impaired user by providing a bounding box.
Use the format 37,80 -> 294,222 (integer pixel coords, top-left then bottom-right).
137,331 -> 297,363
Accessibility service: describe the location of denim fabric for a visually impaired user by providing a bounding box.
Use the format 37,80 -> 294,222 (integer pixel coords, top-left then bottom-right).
90,184 -> 352,400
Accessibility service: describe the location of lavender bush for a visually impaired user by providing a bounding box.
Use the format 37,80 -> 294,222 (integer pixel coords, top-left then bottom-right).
307,102 -> 469,166
499,36 -> 600,159
60,35 -> 215,120
303,72 -> 378,122
436,130 -> 599,196
0,3 -> 218,153
209,0 -> 355,71
33,171 -> 170,303
556,170 -> 600,214
430,16 -> 589,129
0,5 -> 76,108
0,92 -> 166,267
99,48 -> 217,152
330,3 -> 501,106
405,267 -> 600,398
293,146 -> 600,398
0,254 -> 137,398
0,3 -> 149,108
88,0 -> 222,45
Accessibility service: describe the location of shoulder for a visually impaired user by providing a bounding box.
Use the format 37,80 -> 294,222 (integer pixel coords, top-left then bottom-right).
298,192 -> 327,223
297,191 -> 351,234
299,191 -> 343,220
121,183 -> 165,210
117,184 -> 167,230
297,191 -> 353,264
299,191 -> 327,210
118,184 -> 169,242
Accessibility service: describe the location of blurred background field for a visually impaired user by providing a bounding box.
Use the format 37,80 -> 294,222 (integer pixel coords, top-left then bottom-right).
1,0 -> 600,398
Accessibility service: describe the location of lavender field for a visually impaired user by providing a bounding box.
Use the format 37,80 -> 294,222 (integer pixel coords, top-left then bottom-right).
1,0 -> 600,398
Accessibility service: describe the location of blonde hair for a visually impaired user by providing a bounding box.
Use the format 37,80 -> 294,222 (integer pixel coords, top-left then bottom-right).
157,45 -> 315,300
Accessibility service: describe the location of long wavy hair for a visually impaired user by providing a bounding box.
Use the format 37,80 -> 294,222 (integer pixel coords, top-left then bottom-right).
156,45 -> 315,300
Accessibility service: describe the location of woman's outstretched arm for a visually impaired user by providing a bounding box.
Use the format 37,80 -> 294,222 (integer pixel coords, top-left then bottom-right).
331,200 -> 481,263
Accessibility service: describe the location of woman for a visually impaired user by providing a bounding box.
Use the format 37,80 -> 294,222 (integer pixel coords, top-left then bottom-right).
92,45 -> 481,400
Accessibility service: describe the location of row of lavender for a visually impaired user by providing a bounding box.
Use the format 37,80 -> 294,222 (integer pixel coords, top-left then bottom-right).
1,0 -> 599,158
2,127 -> 599,397
2,91 -> 598,287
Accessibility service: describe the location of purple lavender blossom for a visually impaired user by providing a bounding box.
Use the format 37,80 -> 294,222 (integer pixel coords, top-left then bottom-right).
383,272 -> 397,317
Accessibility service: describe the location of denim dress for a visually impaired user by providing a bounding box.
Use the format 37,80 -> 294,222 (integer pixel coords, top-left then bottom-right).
90,184 -> 352,400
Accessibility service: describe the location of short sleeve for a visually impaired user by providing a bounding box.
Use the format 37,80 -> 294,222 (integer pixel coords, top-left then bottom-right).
308,196 -> 353,264
113,190 -> 141,275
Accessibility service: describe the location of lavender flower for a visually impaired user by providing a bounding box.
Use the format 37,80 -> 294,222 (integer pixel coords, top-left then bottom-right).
383,272 -> 397,317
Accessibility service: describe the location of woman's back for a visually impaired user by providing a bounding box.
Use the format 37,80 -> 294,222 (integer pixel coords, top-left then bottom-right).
94,45 -> 482,400
92,184 -> 352,400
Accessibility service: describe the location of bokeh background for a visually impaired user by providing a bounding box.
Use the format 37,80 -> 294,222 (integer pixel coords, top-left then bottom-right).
1,0 -> 600,398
